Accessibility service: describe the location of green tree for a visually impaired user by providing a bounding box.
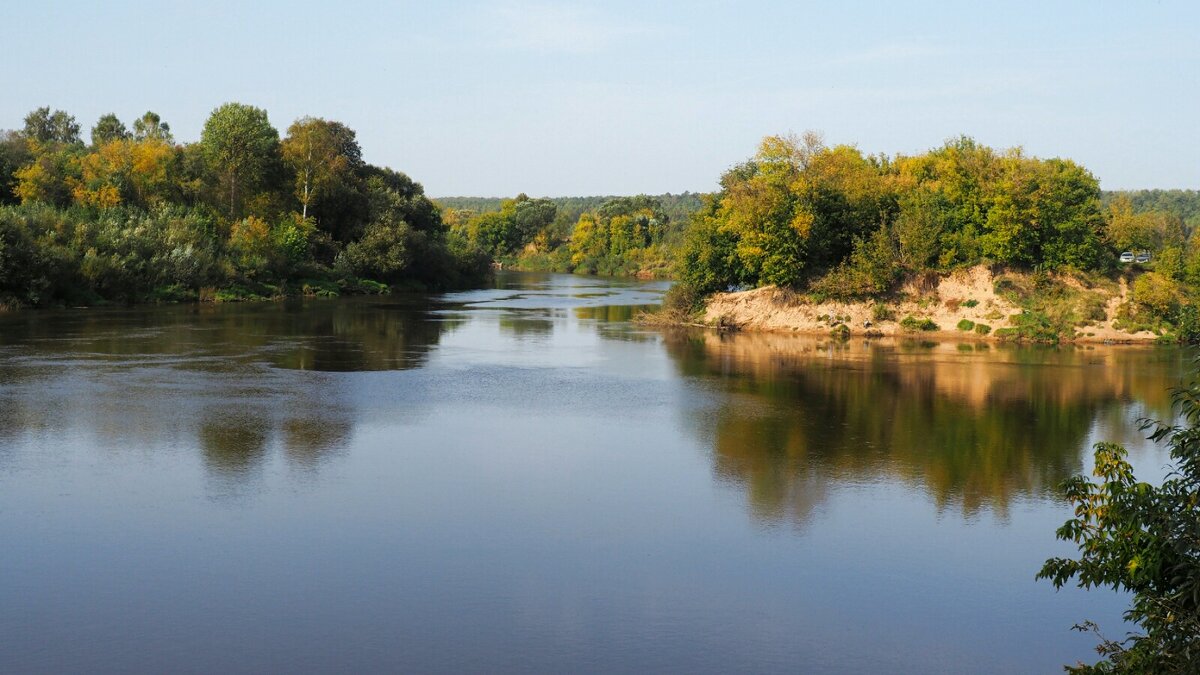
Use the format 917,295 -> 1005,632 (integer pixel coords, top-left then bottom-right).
280,117 -> 362,220
0,131 -> 32,205
894,191 -> 948,270
675,199 -> 742,295
13,146 -> 79,207
200,103 -> 279,218
90,114 -> 130,146
132,111 -> 173,143
466,193 -> 556,257
1040,375 -> 1200,673
22,107 -> 81,144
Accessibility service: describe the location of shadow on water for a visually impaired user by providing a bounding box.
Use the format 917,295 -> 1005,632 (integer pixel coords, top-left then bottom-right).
663,330 -> 1187,525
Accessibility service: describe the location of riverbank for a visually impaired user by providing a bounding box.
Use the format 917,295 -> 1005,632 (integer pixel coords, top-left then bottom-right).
695,266 -> 1162,344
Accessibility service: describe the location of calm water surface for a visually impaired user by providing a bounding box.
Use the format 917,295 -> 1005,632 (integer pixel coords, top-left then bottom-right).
0,272 -> 1188,673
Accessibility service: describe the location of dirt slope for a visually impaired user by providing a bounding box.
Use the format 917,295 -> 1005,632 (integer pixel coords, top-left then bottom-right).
702,266 -> 1157,343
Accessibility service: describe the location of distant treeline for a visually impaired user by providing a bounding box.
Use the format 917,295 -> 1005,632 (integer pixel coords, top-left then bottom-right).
0,105 -> 489,309
435,192 -> 707,227
435,186 -> 1200,285
435,192 -> 707,277
1103,189 -> 1200,230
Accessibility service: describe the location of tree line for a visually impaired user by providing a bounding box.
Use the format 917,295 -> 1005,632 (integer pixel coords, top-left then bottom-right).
0,104 -> 489,308
440,193 -> 694,277
667,133 -> 1200,335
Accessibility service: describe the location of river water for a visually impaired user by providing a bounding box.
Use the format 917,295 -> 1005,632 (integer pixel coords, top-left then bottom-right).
0,272 -> 1188,673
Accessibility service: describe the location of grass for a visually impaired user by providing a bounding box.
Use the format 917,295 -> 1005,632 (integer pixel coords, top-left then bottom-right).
991,270 -> 1114,342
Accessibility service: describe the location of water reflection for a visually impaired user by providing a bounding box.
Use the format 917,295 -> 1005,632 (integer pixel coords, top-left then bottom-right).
199,412 -> 271,478
665,331 -> 1185,524
497,310 -> 559,339
574,304 -> 662,343
0,274 -> 1192,674
0,297 -> 463,484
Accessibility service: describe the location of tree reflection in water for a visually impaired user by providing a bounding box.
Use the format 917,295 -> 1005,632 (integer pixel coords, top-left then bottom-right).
664,331 -> 1185,525
0,297 -> 464,485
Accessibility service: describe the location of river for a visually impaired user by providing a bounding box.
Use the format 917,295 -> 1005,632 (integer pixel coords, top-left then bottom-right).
0,272 -> 1187,673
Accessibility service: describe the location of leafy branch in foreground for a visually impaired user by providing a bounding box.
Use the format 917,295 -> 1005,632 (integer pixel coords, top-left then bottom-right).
1039,370 -> 1200,673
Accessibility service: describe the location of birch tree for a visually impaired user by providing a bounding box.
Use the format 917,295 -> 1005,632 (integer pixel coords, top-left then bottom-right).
280,117 -> 361,220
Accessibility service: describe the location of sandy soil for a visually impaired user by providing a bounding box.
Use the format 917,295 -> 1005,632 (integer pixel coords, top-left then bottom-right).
702,266 -> 1159,343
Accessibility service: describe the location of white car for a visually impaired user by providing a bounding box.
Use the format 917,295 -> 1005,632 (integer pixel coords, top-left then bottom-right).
1119,251 -> 1134,263
1136,252 -> 1151,264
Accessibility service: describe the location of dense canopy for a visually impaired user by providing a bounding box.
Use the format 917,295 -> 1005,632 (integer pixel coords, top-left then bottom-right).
0,104 -> 489,308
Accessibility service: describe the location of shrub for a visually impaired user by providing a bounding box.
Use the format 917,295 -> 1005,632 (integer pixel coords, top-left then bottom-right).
956,319 -> 976,331
1040,376 -> 1200,673
337,221 -> 415,283
994,310 -> 1060,342
1171,305 -> 1200,344
1131,272 -> 1181,318
900,315 -> 938,332
962,299 -> 979,308
872,303 -> 895,321
809,226 -> 900,299
660,282 -> 705,318
830,323 -> 850,340
974,323 -> 992,335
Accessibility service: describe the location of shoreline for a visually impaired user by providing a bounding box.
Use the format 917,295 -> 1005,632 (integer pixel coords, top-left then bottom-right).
685,266 -> 1164,345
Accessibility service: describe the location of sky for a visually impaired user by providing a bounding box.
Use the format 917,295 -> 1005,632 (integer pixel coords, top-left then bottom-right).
4,1 -> 1198,196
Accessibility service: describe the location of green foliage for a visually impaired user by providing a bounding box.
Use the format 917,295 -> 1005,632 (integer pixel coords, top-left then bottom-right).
23,107 -> 81,145
462,193 -> 558,258
899,315 -> 938,332
436,192 -> 705,232
0,103 -> 491,308
677,133 -> 1116,296
993,271 -> 1114,337
1103,189 -> 1200,232
281,117 -> 362,221
963,299 -> 979,308
565,195 -> 674,276
661,282 -> 704,316
871,303 -> 896,322
956,319 -> 976,331
1131,272 -> 1182,318
1156,246 -> 1186,281
200,103 -> 280,218
974,323 -> 992,335
132,112 -> 173,143
676,203 -> 743,294
994,310 -> 1061,342
1040,372 -> 1200,673
212,282 -> 273,302
336,221 -> 417,283
1172,306 -> 1200,344
829,323 -> 850,340
811,226 -> 901,299
1105,196 -> 1186,258
90,114 -> 130,146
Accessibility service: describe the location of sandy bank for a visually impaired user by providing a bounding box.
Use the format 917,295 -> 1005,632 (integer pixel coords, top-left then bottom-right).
701,266 -> 1159,344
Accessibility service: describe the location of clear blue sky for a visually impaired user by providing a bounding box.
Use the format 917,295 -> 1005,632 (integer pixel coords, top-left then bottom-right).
4,1 -> 1197,196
